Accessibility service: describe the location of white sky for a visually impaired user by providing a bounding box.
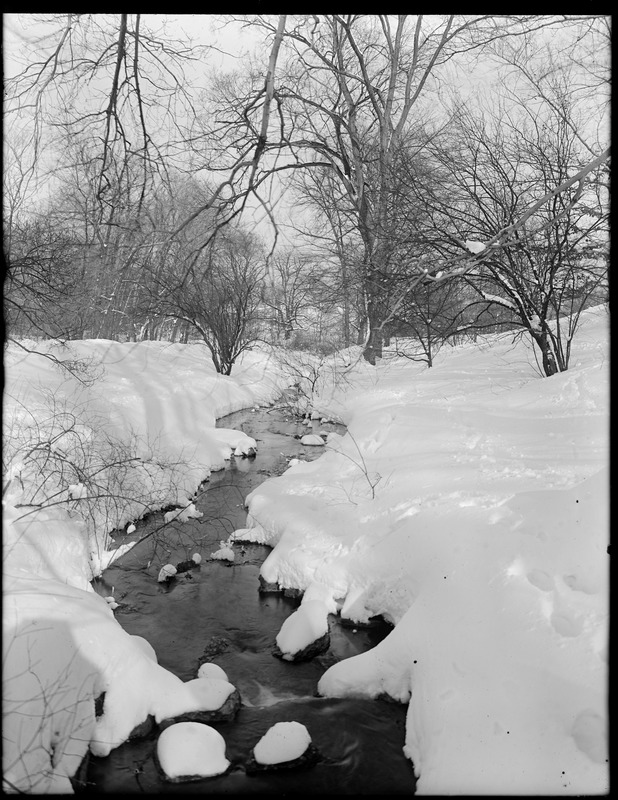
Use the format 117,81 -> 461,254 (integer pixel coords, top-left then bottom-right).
2,14 -> 608,250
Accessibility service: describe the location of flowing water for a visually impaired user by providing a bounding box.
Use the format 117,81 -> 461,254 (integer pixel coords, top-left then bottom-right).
86,406 -> 416,794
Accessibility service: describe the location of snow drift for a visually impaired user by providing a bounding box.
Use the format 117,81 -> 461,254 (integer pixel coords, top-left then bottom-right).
3,307 -> 609,794
235,306 -> 609,795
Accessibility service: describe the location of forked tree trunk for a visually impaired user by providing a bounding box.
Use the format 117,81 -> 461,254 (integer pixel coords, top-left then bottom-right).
531,328 -> 559,377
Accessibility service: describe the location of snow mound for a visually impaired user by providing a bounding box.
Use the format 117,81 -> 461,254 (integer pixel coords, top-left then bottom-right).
157,722 -> 230,780
157,564 -> 177,582
182,677 -> 236,711
276,599 -> 330,659
197,663 -> 228,682
163,503 -> 203,524
131,635 -> 157,662
300,433 -> 326,446
253,721 -> 312,765
247,306 -> 608,794
211,538 -> 235,561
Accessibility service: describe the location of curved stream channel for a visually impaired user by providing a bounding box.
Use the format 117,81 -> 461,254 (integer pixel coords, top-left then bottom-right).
88,406 -> 416,794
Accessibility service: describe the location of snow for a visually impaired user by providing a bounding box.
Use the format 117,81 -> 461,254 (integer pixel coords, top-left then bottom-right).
163,502 -> 203,524
275,598 -> 330,660
237,305 -> 609,795
465,239 -> 486,253
156,722 -> 230,780
3,340 -> 289,792
181,677 -> 236,710
211,538 -> 236,561
197,663 -> 228,682
253,721 -> 312,765
2,306 -> 608,794
131,635 -> 158,662
300,433 -> 326,446
157,564 -> 177,582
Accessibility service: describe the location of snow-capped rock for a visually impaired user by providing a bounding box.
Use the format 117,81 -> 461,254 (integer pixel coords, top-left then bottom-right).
156,722 -> 230,781
300,434 -> 326,447
157,564 -> 177,583
246,721 -> 319,773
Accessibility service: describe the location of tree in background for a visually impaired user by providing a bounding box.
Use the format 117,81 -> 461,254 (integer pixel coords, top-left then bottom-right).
145,226 -> 267,374
422,79 -> 608,376
3,14 -> 610,371
388,278 -> 466,367
216,14 -> 598,363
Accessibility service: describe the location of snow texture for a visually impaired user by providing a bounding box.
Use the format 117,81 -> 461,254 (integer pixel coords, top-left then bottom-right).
240,306 -> 609,795
197,663 -> 228,682
211,538 -> 235,561
157,722 -> 230,780
276,599 -> 330,659
2,307 -> 608,794
253,721 -> 312,765
465,239 -> 486,253
157,564 -> 177,582
300,433 -> 326,446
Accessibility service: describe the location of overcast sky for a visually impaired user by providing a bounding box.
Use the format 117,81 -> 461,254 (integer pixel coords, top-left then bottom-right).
3,14 -> 608,251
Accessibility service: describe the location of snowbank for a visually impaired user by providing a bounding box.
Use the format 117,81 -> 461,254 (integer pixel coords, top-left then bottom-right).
237,306 -> 609,795
3,340 -> 287,572
2,340 -> 290,793
2,309 -> 608,794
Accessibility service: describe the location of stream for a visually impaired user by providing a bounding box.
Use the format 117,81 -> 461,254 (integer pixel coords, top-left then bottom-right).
86,406 -> 416,794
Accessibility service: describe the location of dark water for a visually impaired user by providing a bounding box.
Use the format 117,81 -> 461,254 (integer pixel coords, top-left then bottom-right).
87,407 -> 415,794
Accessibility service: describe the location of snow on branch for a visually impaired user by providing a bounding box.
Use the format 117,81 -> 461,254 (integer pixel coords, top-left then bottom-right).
376,147 -> 609,333
478,148 -> 610,252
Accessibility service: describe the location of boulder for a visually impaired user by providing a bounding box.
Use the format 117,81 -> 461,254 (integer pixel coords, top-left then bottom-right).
282,587 -> 304,600
198,635 -> 230,662
246,722 -> 319,774
157,564 -> 177,583
273,631 -> 330,663
156,722 -> 230,782
300,433 -> 326,446
69,751 -> 91,792
128,714 -> 157,740
246,743 -> 320,774
258,575 -> 281,593
159,688 -> 241,729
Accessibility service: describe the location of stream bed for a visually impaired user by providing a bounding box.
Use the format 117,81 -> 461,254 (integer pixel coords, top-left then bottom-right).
87,406 -> 416,794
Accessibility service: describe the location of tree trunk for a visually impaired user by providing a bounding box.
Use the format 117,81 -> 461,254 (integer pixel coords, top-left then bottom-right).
532,329 -> 559,377
357,316 -> 367,346
363,322 -> 383,365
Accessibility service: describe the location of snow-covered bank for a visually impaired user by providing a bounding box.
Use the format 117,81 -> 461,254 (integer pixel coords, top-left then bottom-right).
4,339 -> 288,576
3,340 -> 291,793
234,306 -> 609,795
3,309 -> 609,794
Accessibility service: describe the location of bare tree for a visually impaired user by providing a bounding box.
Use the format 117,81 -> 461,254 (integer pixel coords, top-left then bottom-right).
260,247 -> 343,349
3,213 -> 85,340
290,166 -> 367,348
389,278 -> 466,367
421,88 -> 608,375
5,15 -> 208,225
211,14 -> 600,363
145,227 -> 267,374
